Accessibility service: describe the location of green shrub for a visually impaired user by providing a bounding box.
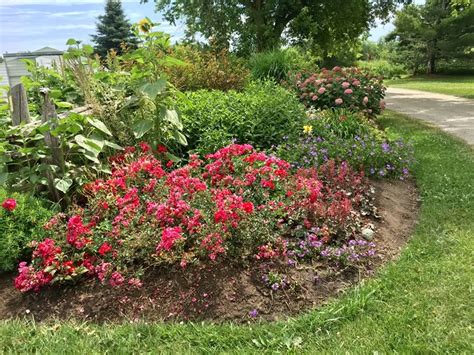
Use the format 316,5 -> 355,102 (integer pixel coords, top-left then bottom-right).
178,81 -> 307,155
164,46 -> 250,91
248,48 -> 317,82
0,189 -> 55,272
357,60 -> 407,79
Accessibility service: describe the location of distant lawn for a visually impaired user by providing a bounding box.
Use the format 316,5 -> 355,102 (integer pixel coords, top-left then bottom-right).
387,75 -> 474,99
1,111 -> 473,353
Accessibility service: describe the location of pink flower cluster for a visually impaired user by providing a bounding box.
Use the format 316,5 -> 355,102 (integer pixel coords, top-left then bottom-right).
15,144 -> 371,293
290,66 -> 386,116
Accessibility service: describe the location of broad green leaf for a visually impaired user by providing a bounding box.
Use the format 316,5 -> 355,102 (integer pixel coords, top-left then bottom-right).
55,101 -> 73,109
173,131 -> 188,146
82,44 -> 94,55
132,120 -> 153,139
162,109 -> 183,130
165,152 -> 181,162
75,134 -> 104,157
54,178 -> 73,193
139,78 -> 167,98
83,150 -> 101,164
104,140 -> 123,150
87,117 -> 112,136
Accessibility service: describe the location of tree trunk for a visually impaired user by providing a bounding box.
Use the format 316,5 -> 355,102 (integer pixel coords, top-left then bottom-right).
428,54 -> 436,74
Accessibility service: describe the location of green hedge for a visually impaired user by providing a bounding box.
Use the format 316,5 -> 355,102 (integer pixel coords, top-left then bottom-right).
0,189 -> 54,272
178,81 -> 307,155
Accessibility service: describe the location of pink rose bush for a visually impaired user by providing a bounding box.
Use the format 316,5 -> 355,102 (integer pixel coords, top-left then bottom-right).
290,66 -> 386,116
15,144 -> 376,293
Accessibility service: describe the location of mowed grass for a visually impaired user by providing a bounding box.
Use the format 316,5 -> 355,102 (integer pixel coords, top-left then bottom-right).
387,75 -> 474,99
1,111 -> 473,353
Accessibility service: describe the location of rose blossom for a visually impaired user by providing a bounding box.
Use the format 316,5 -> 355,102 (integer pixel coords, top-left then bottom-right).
335,98 -> 343,105
344,88 -> 353,95
341,81 -> 350,89
317,87 -> 326,94
363,96 -> 369,105
2,198 -> 17,211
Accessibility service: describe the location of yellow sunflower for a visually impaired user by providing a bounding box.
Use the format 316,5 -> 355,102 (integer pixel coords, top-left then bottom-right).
138,18 -> 152,33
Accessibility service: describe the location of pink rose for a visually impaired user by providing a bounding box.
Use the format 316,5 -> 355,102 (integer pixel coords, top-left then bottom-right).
344,88 -> 353,95
352,80 -> 360,86
335,98 -> 343,105
341,82 -> 350,89
2,198 -> 17,211
363,96 -> 369,105
317,87 -> 326,94
311,95 -> 318,101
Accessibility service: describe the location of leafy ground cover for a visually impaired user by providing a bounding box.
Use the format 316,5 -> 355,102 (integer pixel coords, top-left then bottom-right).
387,75 -> 474,99
1,110 -> 472,352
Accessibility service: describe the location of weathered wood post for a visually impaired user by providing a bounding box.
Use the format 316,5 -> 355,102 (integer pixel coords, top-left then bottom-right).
40,87 -> 68,206
10,83 -> 30,126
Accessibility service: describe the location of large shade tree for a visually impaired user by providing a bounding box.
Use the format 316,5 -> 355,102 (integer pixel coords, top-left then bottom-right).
143,0 -> 410,55
92,0 -> 138,58
388,0 -> 473,74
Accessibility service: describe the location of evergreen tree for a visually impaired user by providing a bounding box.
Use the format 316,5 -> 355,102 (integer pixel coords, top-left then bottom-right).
92,0 -> 138,58
388,0 -> 473,74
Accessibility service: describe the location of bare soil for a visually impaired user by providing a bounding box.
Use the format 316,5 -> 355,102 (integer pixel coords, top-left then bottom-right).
0,179 -> 419,323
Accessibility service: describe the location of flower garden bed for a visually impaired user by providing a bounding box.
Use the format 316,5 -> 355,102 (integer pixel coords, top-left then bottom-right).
0,177 -> 418,323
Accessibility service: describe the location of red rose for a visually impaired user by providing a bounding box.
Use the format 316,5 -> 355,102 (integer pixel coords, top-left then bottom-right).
156,144 -> 168,153
98,242 -> 113,256
242,202 -> 254,214
2,198 -> 17,211
139,141 -> 151,153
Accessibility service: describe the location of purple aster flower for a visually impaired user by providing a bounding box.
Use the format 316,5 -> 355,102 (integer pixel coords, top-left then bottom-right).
271,283 -> 279,291
249,309 -> 259,318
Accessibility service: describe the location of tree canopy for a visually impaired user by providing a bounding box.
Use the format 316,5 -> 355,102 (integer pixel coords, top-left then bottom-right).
144,0 -> 410,55
388,0 -> 473,74
92,0 -> 138,58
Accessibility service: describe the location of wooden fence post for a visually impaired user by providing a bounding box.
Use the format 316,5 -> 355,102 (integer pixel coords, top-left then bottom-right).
40,87 -> 67,206
10,83 -> 30,126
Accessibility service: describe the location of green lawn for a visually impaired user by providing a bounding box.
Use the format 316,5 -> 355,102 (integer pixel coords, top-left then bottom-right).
387,75 -> 474,99
1,111 -> 473,353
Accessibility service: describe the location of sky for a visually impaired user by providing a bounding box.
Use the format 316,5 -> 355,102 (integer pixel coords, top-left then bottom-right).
0,0 -> 394,54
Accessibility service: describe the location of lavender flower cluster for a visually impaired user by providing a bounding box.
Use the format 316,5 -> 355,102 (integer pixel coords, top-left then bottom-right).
262,272 -> 289,291
285,231 -> 376,267
278,132 -> 413,180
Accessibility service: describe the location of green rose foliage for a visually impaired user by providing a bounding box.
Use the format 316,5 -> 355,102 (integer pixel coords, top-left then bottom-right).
0,189 -> 55,272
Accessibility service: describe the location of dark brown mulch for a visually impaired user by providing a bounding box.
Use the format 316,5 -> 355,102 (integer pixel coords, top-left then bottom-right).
0,179 -> 419,324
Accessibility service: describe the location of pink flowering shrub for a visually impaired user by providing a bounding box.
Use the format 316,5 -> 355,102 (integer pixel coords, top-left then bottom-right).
15,144 -> 375,292
289,66 -> 386,116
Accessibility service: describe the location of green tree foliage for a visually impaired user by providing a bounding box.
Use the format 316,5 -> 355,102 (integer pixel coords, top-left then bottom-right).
92,0 -> 138,58
388,0 -> 474,74
146,0 -> 409,55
